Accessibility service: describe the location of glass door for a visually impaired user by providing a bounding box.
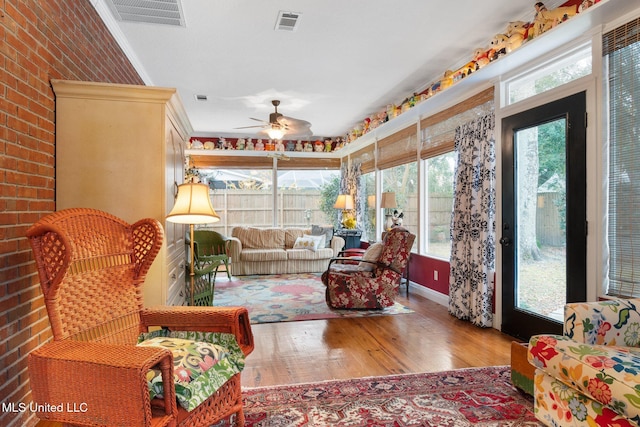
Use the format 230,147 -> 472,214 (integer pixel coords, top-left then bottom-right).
501,92 -> 587,340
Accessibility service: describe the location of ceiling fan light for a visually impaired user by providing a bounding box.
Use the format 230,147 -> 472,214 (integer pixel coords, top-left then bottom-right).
267,126 -> 285,140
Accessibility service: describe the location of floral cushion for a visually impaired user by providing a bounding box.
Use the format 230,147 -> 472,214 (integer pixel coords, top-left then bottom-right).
532,364 -> 636,426
137,330 -> 245,411
529,334 -> 640,425
528,299 -> 640,426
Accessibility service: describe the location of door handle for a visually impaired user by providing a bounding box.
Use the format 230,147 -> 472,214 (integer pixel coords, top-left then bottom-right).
499,237 -> 512,246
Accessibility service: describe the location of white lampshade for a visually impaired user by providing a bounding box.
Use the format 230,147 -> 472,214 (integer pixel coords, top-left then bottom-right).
380,192 -> 397,209
266,125 -> 285,140
167,183 -> 220,225
333,194 -> 354,210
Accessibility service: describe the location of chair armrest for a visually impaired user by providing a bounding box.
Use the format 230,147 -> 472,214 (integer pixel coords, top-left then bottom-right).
193,260 -> 221,277
331,236 -> 345,256
28,340 -> 176,427
226,236 -> 242,263
327,256 -> 360,270
565,298 -> 640,346
327,257 -> 399,276
141,306 -> 254,356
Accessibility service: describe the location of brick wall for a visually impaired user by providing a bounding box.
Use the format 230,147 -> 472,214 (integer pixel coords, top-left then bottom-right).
0,1 -> 143,425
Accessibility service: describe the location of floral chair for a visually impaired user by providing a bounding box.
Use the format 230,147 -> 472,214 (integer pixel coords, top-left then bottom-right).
26,208 -> 254,426
321,227 -> 415,309
528,298 -> 640,426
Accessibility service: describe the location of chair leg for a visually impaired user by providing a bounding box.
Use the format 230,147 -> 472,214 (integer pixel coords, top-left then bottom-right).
224,260 -> 231,280
236,407 -> 245,427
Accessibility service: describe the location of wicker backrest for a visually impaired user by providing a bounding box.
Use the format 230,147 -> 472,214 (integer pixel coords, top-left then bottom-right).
26,208 -> 163,344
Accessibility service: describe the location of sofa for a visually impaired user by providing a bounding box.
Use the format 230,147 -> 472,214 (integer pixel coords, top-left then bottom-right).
528,298 -> 640,426
228,226 -> 345,276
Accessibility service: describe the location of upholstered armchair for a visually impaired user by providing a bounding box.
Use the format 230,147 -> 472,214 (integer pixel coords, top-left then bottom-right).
528,298 -> 640,426
322,227 -> 415,309
26,208 -> 254,426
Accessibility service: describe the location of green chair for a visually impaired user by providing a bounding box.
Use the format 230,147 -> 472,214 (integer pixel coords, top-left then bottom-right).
190,230 -> 232,281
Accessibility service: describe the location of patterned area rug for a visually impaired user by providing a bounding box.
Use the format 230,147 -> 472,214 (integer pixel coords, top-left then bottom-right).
213,273 -> 413,324
240,366 -> 542,426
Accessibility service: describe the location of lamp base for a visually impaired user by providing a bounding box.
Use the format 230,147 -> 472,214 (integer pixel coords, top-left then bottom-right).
385,214 -> 394,231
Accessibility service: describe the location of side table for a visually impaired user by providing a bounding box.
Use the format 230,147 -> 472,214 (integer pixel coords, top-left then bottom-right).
335,229 -> 362,250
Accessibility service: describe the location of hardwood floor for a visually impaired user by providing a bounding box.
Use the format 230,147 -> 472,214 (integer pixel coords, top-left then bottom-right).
243,291 -> 519,387
36,291 -> 520,426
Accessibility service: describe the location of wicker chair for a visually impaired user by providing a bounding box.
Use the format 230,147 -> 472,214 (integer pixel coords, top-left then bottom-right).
322,227 -> 415,309
189,229 -> 232,281
26,208 -> 254,427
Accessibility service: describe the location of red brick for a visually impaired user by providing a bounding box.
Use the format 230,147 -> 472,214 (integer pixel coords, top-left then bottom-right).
1,1 -> 147,424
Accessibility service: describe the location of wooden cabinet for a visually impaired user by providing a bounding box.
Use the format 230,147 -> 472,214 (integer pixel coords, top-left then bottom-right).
52,80 -> 193,306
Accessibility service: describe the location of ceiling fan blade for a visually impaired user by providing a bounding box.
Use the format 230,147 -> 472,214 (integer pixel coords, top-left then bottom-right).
234,124 -> 267,129
278,116 -> 312,135
279,116 -> 311,127
249,117 -> 267,123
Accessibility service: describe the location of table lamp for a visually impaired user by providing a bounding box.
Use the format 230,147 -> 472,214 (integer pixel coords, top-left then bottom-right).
167,182 -> 220,305
334,194 -> 355,229
380,192 -> 397,231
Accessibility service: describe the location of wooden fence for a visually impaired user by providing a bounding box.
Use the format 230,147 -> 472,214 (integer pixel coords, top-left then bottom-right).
201,189 -> 562,247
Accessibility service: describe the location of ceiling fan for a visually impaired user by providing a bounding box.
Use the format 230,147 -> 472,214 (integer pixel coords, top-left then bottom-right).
235,100 -> 312,140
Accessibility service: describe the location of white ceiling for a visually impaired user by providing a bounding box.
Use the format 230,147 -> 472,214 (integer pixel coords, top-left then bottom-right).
96,0 -> 567,139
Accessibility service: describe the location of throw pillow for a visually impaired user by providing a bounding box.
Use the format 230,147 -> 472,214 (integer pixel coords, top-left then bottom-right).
137,330 -> 245,411
311,225 -> 334,248
293,235 -> 323,251
304,234 -> 325,250
358,242 -> 384,271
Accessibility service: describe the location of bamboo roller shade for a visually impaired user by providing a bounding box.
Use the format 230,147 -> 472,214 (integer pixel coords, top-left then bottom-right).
189,154 -> 340,170
353,86 -> 495,170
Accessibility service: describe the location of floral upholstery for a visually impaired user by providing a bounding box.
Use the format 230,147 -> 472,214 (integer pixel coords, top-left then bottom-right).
322,227 -> 415,309
138,330 -> 246,412
528,298 -> 640,426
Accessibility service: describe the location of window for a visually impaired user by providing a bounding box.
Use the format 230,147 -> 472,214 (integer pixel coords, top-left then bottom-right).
277,169 -> 340,228
204,169 -> 274,235
605,18 -> 640,297
424,152 -> 456,259
198,167 -> 340,234
419,88 -> 494,259
505,45 -> 592,106
381,162 -> 418,250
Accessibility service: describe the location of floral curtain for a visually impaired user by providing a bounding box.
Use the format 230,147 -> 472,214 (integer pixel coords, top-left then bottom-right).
448,113 -> 496,327
340,162 -> 362,227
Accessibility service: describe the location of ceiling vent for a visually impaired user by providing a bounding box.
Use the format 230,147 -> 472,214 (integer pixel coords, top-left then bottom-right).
106,0 -> 186,27
275,11 -> 301,32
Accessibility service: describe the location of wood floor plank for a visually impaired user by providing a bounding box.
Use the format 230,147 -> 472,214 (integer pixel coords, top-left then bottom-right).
241,292 -> 518,387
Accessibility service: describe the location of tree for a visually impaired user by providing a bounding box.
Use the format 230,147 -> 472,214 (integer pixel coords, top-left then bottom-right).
427,152 -> 455,195
517,127 -> 542,261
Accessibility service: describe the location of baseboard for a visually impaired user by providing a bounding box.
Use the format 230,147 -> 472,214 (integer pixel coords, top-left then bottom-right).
407,281 -> 449,307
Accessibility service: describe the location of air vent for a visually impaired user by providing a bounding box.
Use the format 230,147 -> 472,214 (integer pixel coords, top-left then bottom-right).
195,94 -> 208,101
275,11 -> 301,32
106,0 -> 186,27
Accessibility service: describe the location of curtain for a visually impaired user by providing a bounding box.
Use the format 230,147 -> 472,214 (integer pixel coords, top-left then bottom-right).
448,113 -> 496,327
340,162 -> 362,227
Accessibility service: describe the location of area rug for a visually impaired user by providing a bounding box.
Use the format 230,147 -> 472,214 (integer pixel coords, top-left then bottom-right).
238,366 -> 542,426
213,273 -> 413,324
